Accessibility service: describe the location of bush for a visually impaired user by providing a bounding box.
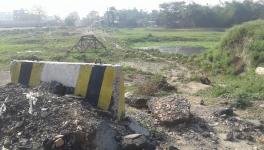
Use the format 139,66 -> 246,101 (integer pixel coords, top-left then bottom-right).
135,74 -> 175,96
233,97 -> 252,109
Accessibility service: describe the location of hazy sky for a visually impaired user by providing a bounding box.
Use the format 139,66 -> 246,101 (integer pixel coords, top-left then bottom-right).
0,0 -> 242,17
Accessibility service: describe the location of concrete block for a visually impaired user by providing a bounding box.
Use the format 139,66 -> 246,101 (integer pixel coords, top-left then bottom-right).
10,60 -> 125,120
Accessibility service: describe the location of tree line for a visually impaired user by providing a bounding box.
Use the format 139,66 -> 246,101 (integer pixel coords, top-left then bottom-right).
1,0 -> 263,28
97,0 -> 264,28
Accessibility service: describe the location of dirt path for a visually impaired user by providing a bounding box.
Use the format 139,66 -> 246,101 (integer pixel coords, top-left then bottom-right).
123,49 -> 263,149
0,71 -> 10,86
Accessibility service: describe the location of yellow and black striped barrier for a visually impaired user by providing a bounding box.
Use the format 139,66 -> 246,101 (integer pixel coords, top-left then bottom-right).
10,60 -> 125,120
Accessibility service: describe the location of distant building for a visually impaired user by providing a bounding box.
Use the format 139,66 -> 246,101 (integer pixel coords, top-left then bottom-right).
0,12 -> 13,21
0,9 -> 60,27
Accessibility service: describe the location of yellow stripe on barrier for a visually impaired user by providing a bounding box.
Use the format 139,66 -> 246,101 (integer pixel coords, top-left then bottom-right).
118,72 -> 125,119
29,63 -> 44,87
74,65 -> 92,97
97,67 -> 115,110
10,62 -> 21,83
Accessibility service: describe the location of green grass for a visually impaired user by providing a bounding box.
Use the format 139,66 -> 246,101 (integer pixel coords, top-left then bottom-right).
0,27 -> 126,70
111,28 -> 224,51
0,27 -> 224,70
198,71 -> 264,108
196,20 -> 264,75
192,20 -> 264,109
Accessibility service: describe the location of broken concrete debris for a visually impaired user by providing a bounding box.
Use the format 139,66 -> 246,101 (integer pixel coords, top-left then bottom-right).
49,81 -> 67,96
147,95 -> 191,124
92,121 -> 119,150
128,118 -> 150,137
213,107 -> 234,118
121,134 -> 154,150
126,95 -> 152,109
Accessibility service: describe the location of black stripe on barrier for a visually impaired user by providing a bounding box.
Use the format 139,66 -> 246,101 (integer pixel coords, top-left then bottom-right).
85,65 -> 106,106
18,62 -> 33,86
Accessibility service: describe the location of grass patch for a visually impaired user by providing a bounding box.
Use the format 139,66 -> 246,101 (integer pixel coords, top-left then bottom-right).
198,72 -> 264,108
196,20 -> 264,75
112,28 -> 223,51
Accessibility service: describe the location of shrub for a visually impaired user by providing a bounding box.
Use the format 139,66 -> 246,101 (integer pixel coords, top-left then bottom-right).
233,97 -> 252,109
135,74 -> 175,96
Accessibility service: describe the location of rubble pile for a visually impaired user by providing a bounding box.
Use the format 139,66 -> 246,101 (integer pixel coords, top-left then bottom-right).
147,95 -> 191,125
0,84 -> 133,150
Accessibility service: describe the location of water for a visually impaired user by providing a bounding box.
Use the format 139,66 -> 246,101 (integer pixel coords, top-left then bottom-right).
140,46 -> 206,56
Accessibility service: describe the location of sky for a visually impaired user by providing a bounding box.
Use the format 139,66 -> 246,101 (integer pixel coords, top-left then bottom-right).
0,0 -> 243,18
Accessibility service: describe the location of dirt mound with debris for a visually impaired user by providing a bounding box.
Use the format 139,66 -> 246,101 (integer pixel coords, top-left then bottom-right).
0,84 -> 131,150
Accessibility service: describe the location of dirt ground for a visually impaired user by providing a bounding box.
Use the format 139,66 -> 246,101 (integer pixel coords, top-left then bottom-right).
123,50 -> 264,149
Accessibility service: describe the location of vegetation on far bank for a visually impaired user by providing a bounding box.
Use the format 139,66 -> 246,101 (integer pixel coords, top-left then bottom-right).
195,20 -> 264,108
195,20 -> 264,74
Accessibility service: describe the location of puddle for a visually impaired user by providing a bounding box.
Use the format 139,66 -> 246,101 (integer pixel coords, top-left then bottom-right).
140,46 -> 206,56
17,50 -> 42,54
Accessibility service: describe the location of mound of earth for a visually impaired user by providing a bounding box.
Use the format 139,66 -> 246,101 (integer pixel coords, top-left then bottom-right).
0,84 -> 136,150
220,20 -> 264,74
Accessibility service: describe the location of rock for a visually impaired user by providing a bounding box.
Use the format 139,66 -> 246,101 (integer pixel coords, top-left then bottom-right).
15,120 -> 24,128
122,134 -> 154,150
200,77 -> 211,85
54,135 -> 64,139
168,145 -> 179,150
93,121 -> 119,150
41,108 -> 49,118
125,134 -> 142,139
246,119 -> 263,128
147,95 -> 191,124
54,138 -> 64,148
200,100 -> 205,105
259,104 -> 264,108
126,95 -> 151,108
3,138 -> 11,147
219,100 -> 229,105
43,133 -> 84,150
125,92 -> 133,98
256,67 -> 264,75
19,138 -> 28,146
32,142 -> 41,150
128,119 -> 150,137
226,131 -> 235,141
49,81 -> 66,96
2,146 -> 9,150
214,107 -> 233,118
257,136 -> 264,144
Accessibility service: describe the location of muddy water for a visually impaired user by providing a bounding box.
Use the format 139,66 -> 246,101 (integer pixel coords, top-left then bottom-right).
141,46 -> 206,56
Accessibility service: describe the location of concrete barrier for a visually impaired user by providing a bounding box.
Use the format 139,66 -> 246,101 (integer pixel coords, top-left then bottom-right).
10,60 -> 125,120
